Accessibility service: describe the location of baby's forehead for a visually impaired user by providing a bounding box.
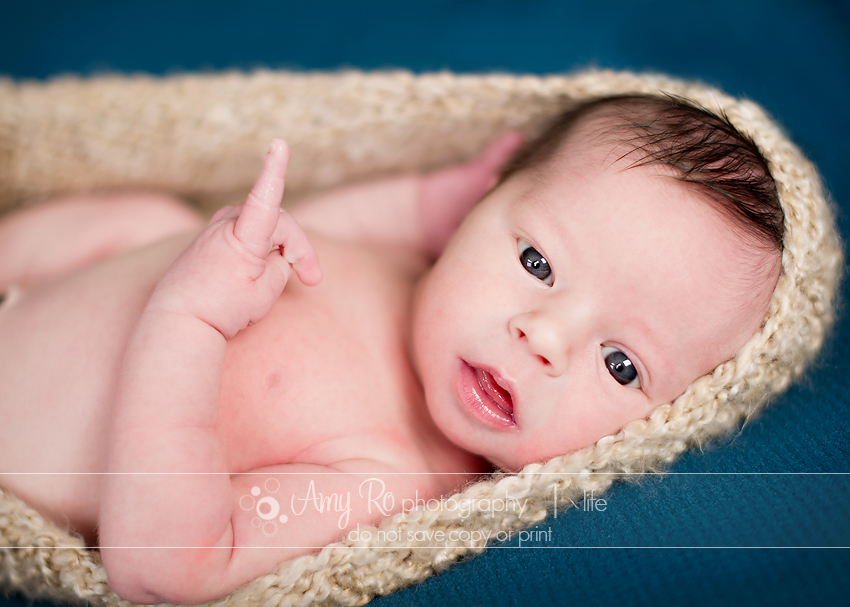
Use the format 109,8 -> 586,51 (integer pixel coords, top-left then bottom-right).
525,106 -> 780,250
513,122 -> 665,200
545,112 -> 651,173
503,135 -> 781,292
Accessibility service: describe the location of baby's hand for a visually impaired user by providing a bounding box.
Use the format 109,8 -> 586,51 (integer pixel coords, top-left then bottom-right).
419,131 -> 523,257
151,139 -> 322,338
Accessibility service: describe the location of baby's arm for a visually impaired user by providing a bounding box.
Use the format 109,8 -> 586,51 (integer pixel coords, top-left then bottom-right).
291,132 -> 522,258
98,141 -> 330,603
0,193 -> 202,288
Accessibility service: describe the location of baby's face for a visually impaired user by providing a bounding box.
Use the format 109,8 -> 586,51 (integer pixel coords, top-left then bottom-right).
412,135 -> 780,471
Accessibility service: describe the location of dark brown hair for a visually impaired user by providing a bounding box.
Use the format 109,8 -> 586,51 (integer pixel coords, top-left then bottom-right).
500,95 -> 784,251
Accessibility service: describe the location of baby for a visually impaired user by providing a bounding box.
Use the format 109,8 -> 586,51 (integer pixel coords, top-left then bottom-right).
0,94 -> 782,604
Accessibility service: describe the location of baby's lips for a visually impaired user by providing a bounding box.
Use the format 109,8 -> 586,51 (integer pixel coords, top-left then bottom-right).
475,367 -> 515,418
492,372 -> 515,406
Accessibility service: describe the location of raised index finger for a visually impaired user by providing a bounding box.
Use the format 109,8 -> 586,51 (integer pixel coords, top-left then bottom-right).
234,139 -> 290,256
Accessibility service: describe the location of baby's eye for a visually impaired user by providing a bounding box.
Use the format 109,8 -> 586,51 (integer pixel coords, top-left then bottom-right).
518,238 -> 553,285
601,346 -> 641,388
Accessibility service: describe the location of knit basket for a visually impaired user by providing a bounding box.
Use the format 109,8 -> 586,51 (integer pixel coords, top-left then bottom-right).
0,69 -> 842,606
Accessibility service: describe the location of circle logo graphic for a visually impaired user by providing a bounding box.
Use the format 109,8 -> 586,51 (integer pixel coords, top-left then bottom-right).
240,478 -> 288,536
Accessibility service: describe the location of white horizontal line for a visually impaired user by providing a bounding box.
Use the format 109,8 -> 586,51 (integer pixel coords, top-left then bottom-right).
1,472 -> 848,476
2,546 -> 848,550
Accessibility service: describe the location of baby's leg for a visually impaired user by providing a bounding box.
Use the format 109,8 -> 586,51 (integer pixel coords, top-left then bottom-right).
0,193 -> 204,289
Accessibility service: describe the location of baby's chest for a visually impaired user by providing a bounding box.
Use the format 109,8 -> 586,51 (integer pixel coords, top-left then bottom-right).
217,239 -> 425,473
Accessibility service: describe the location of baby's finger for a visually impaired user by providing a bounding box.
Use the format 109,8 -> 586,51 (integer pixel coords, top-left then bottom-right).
271,209 -> 323,286
234,139 -> 290,257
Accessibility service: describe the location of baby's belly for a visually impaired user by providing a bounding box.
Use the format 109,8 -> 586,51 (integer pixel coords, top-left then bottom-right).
0,233 -> 194,539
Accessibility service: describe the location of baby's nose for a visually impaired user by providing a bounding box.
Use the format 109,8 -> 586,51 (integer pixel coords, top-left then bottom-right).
508,311 -> 569,376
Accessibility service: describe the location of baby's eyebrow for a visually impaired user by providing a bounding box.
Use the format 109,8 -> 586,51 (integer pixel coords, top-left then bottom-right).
513,194 -> 574,255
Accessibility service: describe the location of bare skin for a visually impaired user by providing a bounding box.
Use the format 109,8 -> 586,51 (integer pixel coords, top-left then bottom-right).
0,137 -> 519,604
0,127 -> 778,604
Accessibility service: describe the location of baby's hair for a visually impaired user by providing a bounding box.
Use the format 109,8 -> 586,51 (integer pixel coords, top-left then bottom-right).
500,94 -> 784,251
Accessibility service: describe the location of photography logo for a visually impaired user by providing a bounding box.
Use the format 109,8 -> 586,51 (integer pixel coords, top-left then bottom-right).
239,479 -> 288,537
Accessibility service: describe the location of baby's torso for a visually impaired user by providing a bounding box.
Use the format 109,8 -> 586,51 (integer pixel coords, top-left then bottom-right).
217,234 -> 459,473
0,229 -> 483,542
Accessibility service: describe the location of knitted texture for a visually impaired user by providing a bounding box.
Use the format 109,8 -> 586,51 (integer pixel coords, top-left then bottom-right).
0,69 -> 842,607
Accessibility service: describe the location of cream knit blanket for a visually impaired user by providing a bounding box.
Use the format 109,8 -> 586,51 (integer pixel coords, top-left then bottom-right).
0,69 -> 841,607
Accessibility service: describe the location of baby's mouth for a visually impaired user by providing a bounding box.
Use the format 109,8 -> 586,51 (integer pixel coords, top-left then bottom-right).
457,361 -> 517,430
473,366 -> 514,419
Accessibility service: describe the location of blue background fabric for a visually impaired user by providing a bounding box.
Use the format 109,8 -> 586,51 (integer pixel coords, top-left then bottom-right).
2,1 -> 849,605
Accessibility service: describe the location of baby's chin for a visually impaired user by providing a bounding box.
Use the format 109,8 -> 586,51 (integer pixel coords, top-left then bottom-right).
485,456 -> 521,473
483,448 -> 556,474
481,435 -> 593,473
451,433 -> 538,474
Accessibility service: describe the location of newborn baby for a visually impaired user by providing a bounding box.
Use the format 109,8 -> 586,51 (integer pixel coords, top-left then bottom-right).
0,95 -> 782,604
